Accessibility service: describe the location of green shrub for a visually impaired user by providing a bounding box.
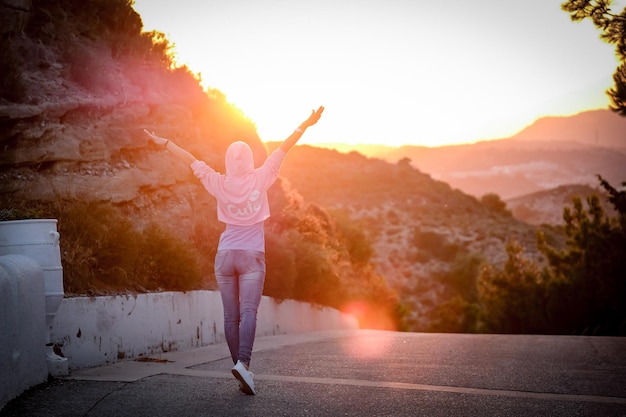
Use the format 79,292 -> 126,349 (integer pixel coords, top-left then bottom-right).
437,252 -> 483,301
331,209 -> 373,265
264,230 -> 297,301
477,240 -> 549,334
0,208 -> 43,221
292,240 -> 342,306
190,213 -> 221,288
481,193 -> 512,216
0,198 -> 203,294
57,200 -> 140,292
537,177 -> 626,335
411,228 -> 460,262
427,295 -> 480,333
134,224 -> 202,291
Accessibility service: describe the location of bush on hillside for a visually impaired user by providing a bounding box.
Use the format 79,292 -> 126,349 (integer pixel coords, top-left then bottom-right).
264,231 -> 297,301
265,179 -> 403,329
0,198 -> 204,295
331,209 -> 373,266
411,228 -> 460,262
481,193 -> 512,216
60,200 -> 204,293
28,0 -> 142,44
426,295 -> 480,333
477,240 -> 550,334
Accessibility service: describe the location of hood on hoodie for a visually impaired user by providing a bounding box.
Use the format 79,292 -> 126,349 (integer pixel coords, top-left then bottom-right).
225,141 -> 254,177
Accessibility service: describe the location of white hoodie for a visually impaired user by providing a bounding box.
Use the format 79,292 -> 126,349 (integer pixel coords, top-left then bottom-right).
191,141 -> 286,226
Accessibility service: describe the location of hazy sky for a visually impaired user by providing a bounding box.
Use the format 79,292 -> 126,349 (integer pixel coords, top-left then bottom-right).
133,0 -> 622,147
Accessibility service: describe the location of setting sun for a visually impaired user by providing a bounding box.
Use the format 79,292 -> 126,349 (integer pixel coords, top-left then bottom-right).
134,0 -> 619,147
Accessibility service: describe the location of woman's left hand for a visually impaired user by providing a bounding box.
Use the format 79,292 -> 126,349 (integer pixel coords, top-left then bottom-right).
303,106 -> 324,128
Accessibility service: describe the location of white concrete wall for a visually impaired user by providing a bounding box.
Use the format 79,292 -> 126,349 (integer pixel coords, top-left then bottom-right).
50,291 -> 358,370
0,255 -> 48,410
2,276 -> 357,409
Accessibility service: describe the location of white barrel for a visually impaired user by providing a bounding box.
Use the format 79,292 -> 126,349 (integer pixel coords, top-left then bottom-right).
0,219 -> 64,333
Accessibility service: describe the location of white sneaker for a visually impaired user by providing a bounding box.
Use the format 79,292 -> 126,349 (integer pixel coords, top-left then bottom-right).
232,361 -> 256,395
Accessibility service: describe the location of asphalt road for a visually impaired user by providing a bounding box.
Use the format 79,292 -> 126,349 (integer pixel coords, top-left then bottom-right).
2,330 -> 625,417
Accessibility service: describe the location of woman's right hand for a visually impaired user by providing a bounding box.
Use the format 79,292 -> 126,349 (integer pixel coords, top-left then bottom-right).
144,129 -> 168,147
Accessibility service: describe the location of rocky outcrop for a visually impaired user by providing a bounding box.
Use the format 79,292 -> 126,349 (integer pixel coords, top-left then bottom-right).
0,97 -> 213,237
0,30 -> 263,240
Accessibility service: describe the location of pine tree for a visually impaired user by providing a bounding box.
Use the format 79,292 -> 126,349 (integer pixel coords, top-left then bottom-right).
538,175 -> 626,335
562,0 -> 626,115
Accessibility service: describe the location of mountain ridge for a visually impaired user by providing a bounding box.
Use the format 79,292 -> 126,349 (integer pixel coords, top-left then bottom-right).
316,108 -> 626,152
314,109 -> 626,200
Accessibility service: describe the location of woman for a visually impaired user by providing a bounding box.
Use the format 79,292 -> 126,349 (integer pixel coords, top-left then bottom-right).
144,106 -> 324,395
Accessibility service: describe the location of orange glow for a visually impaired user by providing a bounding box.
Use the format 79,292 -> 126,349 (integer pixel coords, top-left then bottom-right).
340,328 -> 394,360
133,0 -> 618,147
341,301 -> 397,331
341,301 -> 369,327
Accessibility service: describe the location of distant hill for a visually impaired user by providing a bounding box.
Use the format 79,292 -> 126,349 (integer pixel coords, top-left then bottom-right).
513,109 -> 626,148
270,144 -> 545,330
506,183 -> 617,225
320,109 -> 626,200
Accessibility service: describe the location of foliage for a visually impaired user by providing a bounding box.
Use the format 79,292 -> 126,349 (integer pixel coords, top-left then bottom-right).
427,295 -> 480,333
411,228 -> 460,262
562,0 -> 626,115
272,143 -> 542,332
0,198 -> 204,295
537,175 -> 626,335
264,230 -> 297,301
424,248 -> 484,333
438,252 -> 483,302
481,193 -> 512,216
0,208 -> 43,221
599,175 -> 626,228
264,178 -> 403,329
28,0 -> 142,43
477,240 -> 550,334
26,0 -> 177,92
478,176 -> 626,335
60,200 -> 203,294
133,224 -> 202,291
190,212 -> 221,287
330,209 -> 373,266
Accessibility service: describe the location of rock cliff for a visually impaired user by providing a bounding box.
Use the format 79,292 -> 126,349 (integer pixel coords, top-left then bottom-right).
0,12 -> 265,238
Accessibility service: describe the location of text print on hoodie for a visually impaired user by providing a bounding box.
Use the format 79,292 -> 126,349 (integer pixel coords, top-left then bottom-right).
191,141 -> 286,226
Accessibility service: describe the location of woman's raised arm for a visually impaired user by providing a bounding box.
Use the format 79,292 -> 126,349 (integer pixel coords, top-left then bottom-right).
144,129 -> 197,165
279,106 -> 324,153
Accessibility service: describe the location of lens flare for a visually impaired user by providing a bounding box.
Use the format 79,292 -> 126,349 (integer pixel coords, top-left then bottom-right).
340,329 -> 394,360
341,301 -> 397,331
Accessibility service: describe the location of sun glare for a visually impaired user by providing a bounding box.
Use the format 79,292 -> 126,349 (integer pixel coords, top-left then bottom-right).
340,330 -> 394,360
134,0 -> 618,148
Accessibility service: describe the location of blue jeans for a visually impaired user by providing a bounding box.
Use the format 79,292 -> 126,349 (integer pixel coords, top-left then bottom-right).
214,250 -> 266,367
